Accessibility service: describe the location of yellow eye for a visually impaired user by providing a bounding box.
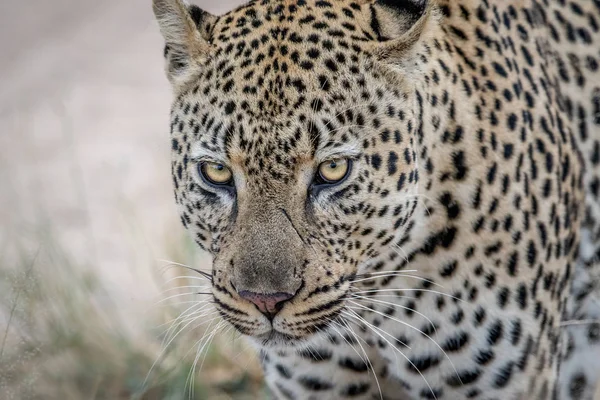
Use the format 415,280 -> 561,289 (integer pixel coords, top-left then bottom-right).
199,162 -> 233,185
318,158 -> 350,184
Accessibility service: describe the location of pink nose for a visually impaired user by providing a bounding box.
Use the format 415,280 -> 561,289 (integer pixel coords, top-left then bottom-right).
238,291 -> 295,318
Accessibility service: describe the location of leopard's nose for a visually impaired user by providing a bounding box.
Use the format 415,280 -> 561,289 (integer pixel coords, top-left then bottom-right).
238,290 -> 295,319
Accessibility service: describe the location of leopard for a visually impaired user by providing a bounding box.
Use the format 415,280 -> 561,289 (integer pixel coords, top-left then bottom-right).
151,0 -> 600,398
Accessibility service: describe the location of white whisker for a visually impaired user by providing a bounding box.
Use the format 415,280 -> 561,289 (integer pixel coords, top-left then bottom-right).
155,289 -> 212,305
351,273 -> 443,288
347,301 -> 462,387
349,294 -> 437,335
342,309 -> 437,400
350,288 -> 465,303
338,317 -> 384,400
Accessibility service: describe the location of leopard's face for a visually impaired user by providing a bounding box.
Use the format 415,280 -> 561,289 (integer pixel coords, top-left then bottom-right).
159,0 -> 429,348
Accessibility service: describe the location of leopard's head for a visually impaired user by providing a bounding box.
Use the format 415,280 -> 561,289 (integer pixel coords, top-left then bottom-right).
153,0 -> 434,348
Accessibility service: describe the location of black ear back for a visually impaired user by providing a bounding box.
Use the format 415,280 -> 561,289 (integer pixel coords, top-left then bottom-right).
369,0 -> 434,61
370,0 -> 429,41
377,0 -> 428,19
187,4 -> 216,38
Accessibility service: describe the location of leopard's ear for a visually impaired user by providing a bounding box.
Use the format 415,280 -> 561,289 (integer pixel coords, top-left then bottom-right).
369,0 -> 435,62
153,0 -> 217,90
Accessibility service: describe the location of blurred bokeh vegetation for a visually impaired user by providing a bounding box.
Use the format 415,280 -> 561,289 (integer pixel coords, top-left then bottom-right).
0,228 -> 265,400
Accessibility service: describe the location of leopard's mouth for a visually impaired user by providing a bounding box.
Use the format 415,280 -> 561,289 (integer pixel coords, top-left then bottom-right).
252,329 -> 310,349
212,279 -> 351,348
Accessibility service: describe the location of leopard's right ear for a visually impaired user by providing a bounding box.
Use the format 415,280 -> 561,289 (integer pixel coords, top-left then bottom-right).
153,0 -> 216,90
369,0 -> 435,63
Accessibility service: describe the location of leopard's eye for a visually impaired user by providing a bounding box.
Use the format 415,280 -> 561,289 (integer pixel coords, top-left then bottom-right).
199,162 -> 233,186
316,158 -> 351,185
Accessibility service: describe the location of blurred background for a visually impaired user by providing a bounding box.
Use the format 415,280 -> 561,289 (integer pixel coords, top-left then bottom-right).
0,1 -> 266,399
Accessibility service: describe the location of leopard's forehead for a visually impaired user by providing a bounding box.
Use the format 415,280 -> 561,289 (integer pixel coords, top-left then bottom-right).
211,0 -> 377,50
190,0 -> 386,115
174,0 -> 405,179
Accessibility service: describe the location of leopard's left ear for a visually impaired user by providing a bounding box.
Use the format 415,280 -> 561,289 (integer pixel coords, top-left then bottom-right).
369,0 -> 435,62
153,0 -> 217,90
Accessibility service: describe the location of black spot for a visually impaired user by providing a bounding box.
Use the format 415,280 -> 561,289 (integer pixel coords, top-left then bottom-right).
493,361 -> 514,388
439,260 -> 458,278
449,25 -> 468,40
446,368 -> 482,387
224,101 -> 236,115
515,283 -> 528,309
487,320 -> 503,345
297,347 -> 333,361
421,226 -> 458,255
388,151 -> 399,175
588,323 -> 600,343
407,354 -> 441,373
340,382 -> 370,397
527,241 -> 537,266
441,331 -> 469,352
276,364 -> 293,379
324,59 -> 338,72
371,154 -> 382,170
338,357 -> 368,372
439,192 -> 461,219
569,372 -> 587,399
474,349 -> 494,365
451,151 -> 468,180
510,319 -> 522,345
298,376 -> 334,391
507,251 -> 518,276
275,382 -> 296,400
492,61 -> 508,77
497,287 -> 510,308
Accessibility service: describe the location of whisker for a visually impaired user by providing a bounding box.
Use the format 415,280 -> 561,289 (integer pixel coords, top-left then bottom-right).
157,302 -> 215,330
560,319 -> 600,327
159,301 -> 208,342
143,313 -> 220,390
160,299 -> 216,308
338,317 -> 383,400
327,321 -> 369,365
400,194 -> 434,217
347,301 -> 462,387
354,269 -> 419,278
157,285 -> 212,296
342,309 -> 437,400
194,321 -> 226,386
391,244 -> 411,265
158,310 -> 217,339
349,294 -> 416,300
162,310 -> 220,350
350,273 -> 443,289
155,292 -> 211,306
158,259 -> 213,280
350,288 -> 465,303
159,275 -> 212,288
322,124 -> 366,136
162,310 -> 220,342
160,302 -> 217,346
185,319 -> 225,398
348,294 -> 437,335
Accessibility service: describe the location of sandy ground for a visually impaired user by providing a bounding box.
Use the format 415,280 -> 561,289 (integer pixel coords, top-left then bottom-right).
0,0 -> 244,328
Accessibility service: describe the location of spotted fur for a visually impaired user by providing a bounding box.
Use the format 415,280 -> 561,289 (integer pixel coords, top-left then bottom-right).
153,0 -> 600,398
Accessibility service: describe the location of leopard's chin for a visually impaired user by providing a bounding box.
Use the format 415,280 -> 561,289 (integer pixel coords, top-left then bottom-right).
249,330 -> 312,350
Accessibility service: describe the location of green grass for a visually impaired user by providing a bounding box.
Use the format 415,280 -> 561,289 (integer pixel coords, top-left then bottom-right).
0,231 -> 266,400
